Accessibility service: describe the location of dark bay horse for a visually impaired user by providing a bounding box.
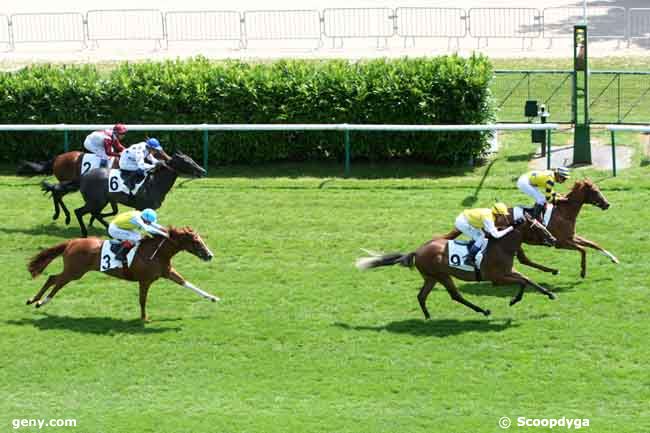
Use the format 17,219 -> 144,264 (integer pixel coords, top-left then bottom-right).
71,151 -> 205,237
21,151 -> 120,224
356,216 -> 557,319
27,226 -> 219,321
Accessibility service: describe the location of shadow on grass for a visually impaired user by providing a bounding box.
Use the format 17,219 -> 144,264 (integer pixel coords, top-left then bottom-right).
334,318 -> 518,337
461,157 -> 498,207
0,223 -> 105,239
506,152 -> 536,162
458,281 -> 577,299
6,313 -> 181,335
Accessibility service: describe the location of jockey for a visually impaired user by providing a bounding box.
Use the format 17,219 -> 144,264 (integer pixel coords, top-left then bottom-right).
517,167 -> 570,219
108,209 -> 168,264
454,203 -> 512,266
83,123 -> 127,168
118,138 -> 168,191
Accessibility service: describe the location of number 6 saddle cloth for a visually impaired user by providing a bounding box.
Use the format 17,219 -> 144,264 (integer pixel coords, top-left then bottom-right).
107,169 -> 147,195
99,240 -> 140,272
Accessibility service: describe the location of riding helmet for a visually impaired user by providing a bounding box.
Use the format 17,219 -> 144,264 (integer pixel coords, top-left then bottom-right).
492,202 -> 509,216
555,166 -> 571,179
113,123 -> 128,135
145,138 -> 162,150
141,209 -> 157,224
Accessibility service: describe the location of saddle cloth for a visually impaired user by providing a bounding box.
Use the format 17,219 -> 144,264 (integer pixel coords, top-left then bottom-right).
447,240 -> 485,272
81,154 -> 114,176
513,204 -> 554,227
99,240 -> 140,272
108,169 -> 146,195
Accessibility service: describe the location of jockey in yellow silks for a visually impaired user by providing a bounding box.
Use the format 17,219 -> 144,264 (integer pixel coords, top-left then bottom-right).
517,167 -> 570,219
454,203 -> 512,266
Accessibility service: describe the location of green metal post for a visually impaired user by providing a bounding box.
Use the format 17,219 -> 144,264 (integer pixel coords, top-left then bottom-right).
610,131 -> 617,177
63,130 -> 69,152
344,129 -> 351,177
617,74 -> 621,123
546,129 -> 552,170
573,25 -> 591,164
202,130 -> 209,173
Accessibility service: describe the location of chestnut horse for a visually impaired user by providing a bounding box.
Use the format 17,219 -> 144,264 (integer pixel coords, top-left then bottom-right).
356,216 -> 557,319
26,226 -> 219,321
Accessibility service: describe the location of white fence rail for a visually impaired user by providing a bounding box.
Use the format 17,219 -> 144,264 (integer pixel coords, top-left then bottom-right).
0,123 -> 560,175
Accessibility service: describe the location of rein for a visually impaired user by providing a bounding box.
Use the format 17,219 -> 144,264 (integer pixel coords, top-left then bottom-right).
149,238 -> 167,260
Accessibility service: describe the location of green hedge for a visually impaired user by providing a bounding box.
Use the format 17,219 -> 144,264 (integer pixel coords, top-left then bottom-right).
0,56 -> 496,164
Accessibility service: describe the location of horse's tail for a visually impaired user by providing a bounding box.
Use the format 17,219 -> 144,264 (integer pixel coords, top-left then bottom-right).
356,250 -> 416,271
17,159 -> 53,176
28,242 -> 69,278
41,180 -> 79,196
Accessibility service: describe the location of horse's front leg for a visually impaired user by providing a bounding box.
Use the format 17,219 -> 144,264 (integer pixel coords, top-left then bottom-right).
139,281 -> 152,322
166,268 -> 220,302
516,247 -> 559,275
557,239 -> 587,278
574,235 -> 620,264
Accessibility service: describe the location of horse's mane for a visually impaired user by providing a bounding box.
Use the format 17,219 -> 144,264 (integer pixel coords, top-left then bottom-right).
168,226 -> 195,238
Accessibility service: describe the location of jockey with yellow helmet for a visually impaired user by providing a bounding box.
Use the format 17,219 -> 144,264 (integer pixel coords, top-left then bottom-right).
454,203 -> 512,266
517,167 -> 570,219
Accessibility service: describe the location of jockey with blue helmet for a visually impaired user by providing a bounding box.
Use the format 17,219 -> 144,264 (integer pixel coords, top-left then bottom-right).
119,137 -> 170,192
108,208 -> 168,264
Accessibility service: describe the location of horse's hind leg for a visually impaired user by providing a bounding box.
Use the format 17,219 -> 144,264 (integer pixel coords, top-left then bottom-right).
438,274 -> 491,316
51,192 -> 61,221
74,204 -> 92,238
26,275 -> 56,305
417,278 -> 436,320
57,194 -> 72,225
516,247 -> 559,275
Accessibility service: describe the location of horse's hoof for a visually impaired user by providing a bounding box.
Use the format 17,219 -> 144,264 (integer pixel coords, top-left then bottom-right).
483,309 -> 491,316
52,214 -> 58,221
35,303 -> 41,309
509,299 -> 518,307
551,269 -> 559,275
65,217 -> 71,226
26,299 -> 32,305
548,293 -> 557,300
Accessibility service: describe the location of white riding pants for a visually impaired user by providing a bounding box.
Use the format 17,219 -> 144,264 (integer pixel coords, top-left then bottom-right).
83,137 -> 108,160
455,214 -> 487,249
108,223 -> 143,243
517,174 -> 546,205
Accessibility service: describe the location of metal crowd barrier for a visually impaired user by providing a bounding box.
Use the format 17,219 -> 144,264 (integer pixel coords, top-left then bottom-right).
395,7 -> 466,49
322,8 -> 395,48
10,13 -> 85,47
0,6 -> 645,52
628,8 -> 650,46
86,9 -> 165,48
242,10 -> 322,48
468,8 -> 541,49
164,10 -> 242,47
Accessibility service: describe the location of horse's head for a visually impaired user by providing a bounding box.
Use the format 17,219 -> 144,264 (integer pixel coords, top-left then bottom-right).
168,151 -> 207,178
168,226 -> 213,262
569,179 -> 610,210
521,214 -> 557,246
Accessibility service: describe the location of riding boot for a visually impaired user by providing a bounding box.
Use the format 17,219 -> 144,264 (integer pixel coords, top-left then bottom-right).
115,240 -> 133,268
99,158 -> 109,168
464,244 -> 481,266
532,203 -> 544,221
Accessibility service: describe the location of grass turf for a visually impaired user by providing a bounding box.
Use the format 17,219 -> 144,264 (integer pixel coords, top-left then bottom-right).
1,132 -> 649,432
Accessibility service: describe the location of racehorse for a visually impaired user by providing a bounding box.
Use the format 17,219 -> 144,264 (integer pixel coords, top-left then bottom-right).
67,151 -> 205,237
511,179 -> 618,278
20,151 -> 120,225
441,180 -> 617,279
27,226 -> 219,321
356,215 -> 557,319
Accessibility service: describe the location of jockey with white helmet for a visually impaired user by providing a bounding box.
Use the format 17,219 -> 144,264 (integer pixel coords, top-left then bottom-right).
119,138 -> 169,191
454,203 -> 512,266
517,167 -> 570,220
83,123 -> 127,168
108,208 -> 168,264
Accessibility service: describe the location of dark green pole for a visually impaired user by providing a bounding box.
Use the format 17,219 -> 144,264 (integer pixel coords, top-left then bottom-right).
610,130 -> 617,177
202,129 -> 209,173
546,129 -> 552,170
63,130 -> 69,152
344,129 -> 351,177
573,24 -> 591,164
